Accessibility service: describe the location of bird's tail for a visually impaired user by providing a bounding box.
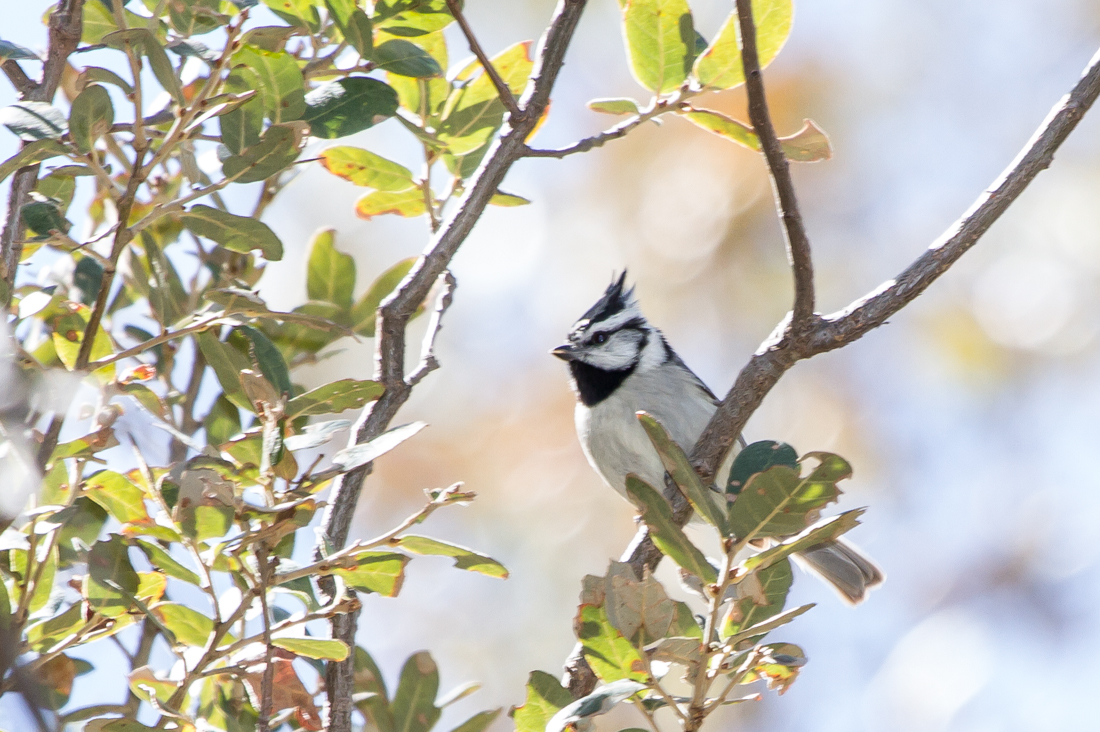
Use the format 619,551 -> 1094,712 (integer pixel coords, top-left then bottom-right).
794,538 -> 885,605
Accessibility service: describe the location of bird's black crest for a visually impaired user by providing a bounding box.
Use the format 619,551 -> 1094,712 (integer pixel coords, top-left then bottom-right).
581,271 -> 634,325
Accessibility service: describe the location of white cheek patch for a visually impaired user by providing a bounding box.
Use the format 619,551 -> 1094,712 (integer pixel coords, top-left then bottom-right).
578,330 -> 646,370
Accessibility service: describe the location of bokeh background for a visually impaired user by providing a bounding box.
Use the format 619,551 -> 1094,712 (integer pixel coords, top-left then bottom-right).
5,1 -> 1100,730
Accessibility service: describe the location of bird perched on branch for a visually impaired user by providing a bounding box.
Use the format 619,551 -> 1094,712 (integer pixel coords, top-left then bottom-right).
552,272 -> 883,604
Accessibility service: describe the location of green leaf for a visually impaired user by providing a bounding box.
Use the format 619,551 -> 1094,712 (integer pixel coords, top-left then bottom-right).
450,710 -> 501,732
286,379 -> 385,418
334,551 -> 410,595
0,40 -> 37,61
0,102 -> 67,140
196,331 -> 253,411
680,108 -> 832,162
374,0 -> 456,36
21,200 -> 69,237
181,204 -> 284,261
351,257 -> 417,337
724,603 -> 813,648
332,422 -> 426,472
670,600 -> 703,639
511,671 -> 573,732
587,98 -> 642,115
168,0 -> 223,36
272,636 -> 350,660
220,68 -> 264,155
103,30 -> 185,106
355,646 -> 395,732
636,412 -> 727,531
239,325 -> 292,397
321,146 -> 416,191
152,602 -> 214,648
135,539 -> 201,586
82,66 -> 133,94
0,139 -> 66,183
546,680 -> 647,732
355,188 -> 427,220
327,0 -> 373,56
726,453 -> 850,541
203,394 -> 242,446
180,504 -> 234,542
741,509 -> 865,574
54,498 -> 108,567
374,39 -> 443,77
719,558 -> 792,639
304,76 -> 399,139
438,42 -> 532,154
84,470 -> 149,525
26,604 -> 84,652
693,0 -> 793,90
489,192 -> 530,207
87,536 -> 140,617
726,439 -> 798,495
68,84 -> 114,154
574,605 -> 648,682
622,0 -> 694,93
392,652 -> 441,732
233,45 -> 306,124
624,475 -> 716,583
396,536 -> 509,579
307,228 -> 356,309
222,123 -> 305,183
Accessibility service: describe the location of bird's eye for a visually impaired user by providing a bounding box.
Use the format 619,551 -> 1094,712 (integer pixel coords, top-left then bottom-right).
593,332 -> 608,344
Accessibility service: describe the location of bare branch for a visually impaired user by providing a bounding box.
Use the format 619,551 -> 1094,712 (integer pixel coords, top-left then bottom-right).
692,44 -> 1100,485
407,271 -> 456,387
1,60 -> 36,96
314,2 -> 591,730
445,0 -> 524,121
735,0 -> 815,329
524,90 -> 694,159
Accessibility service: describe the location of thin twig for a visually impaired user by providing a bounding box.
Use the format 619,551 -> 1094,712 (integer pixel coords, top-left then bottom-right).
445,0 -> 523,120
735,0 -> 814,329
406,271 -> 456,386
523,92 -> 690,158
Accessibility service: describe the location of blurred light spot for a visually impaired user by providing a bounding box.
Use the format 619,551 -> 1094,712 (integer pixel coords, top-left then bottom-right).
635,141 -> 752,263
971,252 -> 1076,350
864,608 -> 992,732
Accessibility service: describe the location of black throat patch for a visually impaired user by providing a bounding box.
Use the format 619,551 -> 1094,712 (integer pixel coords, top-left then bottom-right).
569,360 -> 636,406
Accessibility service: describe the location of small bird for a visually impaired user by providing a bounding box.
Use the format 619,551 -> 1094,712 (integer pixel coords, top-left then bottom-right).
552,272 -> 883,604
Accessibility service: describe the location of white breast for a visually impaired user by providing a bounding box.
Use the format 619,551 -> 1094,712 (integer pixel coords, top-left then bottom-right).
575,363 -> 718,501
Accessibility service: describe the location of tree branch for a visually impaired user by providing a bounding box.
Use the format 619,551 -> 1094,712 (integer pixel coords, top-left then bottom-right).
1,60 -> 36,97
562,31 -> 1100,706
735,0 -> 815,329
445,0 -> 524,121
0,0 -> 85,300
692,43 -> 1100,485
522,93 -> 688,158
313,2 -> 590,731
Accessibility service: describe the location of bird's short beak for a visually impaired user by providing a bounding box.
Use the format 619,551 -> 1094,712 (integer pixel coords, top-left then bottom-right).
551,343 -> 578,361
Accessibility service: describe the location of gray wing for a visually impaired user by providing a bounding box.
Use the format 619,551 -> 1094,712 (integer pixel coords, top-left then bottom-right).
663,341 -> 720,406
